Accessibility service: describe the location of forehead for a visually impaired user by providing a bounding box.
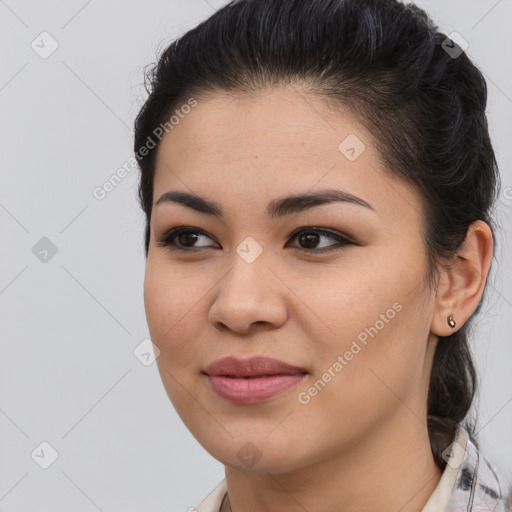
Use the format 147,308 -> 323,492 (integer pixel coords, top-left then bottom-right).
152,87 -> 424,224
157,87 -> 371,164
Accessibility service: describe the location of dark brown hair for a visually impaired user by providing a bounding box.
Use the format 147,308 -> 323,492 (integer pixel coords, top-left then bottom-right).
133,0 -> 501,469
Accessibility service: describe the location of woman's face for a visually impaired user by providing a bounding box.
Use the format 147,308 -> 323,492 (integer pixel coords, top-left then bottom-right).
144,87 -> 440,474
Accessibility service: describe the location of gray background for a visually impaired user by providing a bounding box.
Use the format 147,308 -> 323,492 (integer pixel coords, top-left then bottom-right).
0,0 -> 511,510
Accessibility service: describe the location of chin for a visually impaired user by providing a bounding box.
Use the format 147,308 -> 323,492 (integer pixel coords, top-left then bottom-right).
193,429 -> 312,475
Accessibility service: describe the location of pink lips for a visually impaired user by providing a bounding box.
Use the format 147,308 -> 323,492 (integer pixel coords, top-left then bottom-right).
203,356 -> 308,404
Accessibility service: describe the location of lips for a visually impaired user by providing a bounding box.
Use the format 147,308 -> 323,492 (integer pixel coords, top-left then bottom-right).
203,355 -> 308,378
203,356 -> 308,404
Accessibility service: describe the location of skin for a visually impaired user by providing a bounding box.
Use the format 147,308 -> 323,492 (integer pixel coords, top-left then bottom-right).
143,85 -> 494,512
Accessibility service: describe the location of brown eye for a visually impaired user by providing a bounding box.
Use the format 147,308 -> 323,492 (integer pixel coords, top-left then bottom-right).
176,231 -> 202,247
155,227 -> 218,251
286,227 -> 356,253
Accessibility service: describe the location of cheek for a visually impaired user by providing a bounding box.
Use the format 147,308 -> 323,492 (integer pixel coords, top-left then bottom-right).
143,264 -> 203,362
294,261 -> 427,402
290,311 -> 423,454
292,265 -> 392,354
144,267 -> 207,418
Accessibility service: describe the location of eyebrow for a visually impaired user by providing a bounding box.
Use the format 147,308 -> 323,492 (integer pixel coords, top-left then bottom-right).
154,188 -> 376,218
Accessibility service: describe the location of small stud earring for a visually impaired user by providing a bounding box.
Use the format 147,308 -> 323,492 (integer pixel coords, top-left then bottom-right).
447,314 -> 456,329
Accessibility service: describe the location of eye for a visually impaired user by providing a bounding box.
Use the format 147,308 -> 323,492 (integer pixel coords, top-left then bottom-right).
155,227 -> 219,251
286,227 -> 356,253
155,226 -> 356,254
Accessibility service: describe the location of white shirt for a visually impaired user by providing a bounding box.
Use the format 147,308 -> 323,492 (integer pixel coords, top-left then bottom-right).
194,425 -> 508,512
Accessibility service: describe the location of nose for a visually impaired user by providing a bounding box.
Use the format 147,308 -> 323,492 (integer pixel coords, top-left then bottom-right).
208,254 -> 288,335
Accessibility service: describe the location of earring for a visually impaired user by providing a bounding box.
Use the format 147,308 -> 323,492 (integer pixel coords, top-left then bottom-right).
447,314 -> 456,329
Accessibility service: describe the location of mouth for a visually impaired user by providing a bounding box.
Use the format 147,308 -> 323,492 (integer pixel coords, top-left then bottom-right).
202,355 -> 308,404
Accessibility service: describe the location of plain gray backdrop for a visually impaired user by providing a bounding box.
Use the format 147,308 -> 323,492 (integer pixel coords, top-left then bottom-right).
1,1 -> 511,511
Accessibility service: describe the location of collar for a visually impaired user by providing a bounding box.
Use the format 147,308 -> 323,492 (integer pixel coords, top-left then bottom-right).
428,424 -> 507,512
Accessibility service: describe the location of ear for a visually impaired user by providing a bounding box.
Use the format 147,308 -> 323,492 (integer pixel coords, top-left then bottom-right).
431,220 -> 494,337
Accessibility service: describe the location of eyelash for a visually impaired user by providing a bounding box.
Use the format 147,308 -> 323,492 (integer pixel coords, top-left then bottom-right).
155,226 -> 357,254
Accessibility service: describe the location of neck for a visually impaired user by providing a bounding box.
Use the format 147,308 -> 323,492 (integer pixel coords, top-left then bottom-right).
222,415 -> 442,512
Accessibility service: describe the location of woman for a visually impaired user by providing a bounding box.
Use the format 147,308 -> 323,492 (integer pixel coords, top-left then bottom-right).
133,0 -> 510,511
